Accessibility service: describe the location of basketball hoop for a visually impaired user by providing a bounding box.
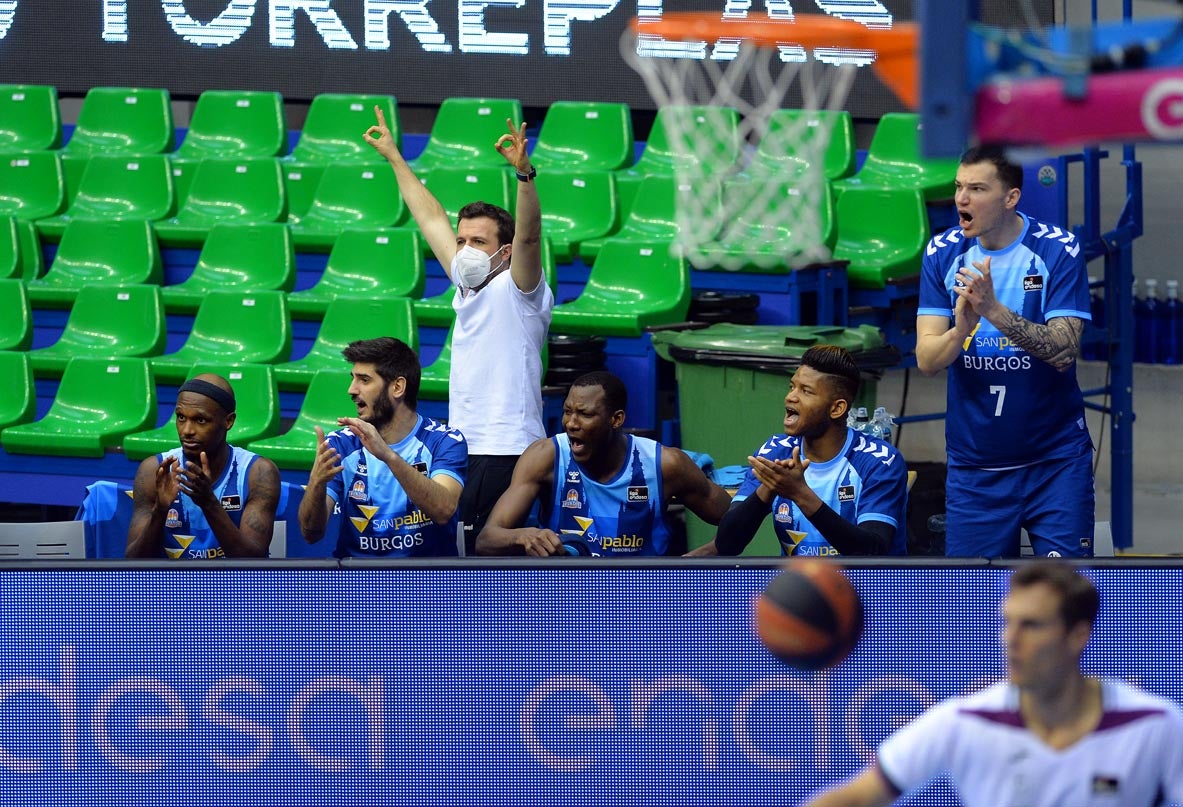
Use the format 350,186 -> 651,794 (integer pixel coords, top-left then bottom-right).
622,13 -> 917,271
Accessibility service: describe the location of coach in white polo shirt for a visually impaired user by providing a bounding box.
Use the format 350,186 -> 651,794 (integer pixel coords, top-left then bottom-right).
365,109 -> 553,555
806,561 -> 1183,807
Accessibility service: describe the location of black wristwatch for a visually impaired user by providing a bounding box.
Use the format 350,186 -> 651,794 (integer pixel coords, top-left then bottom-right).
516,166 -> 537,182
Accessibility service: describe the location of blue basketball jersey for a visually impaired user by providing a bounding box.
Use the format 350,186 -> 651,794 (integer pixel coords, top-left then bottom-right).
158,445 -> 259,559
543,434 -> 671,556
918,213 -> 1092,467
734,429 -> 909,556
326,415 -> 467,558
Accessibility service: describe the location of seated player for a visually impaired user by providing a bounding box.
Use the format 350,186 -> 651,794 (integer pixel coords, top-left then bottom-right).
298,337 -> 467,557
693,345 -> 908,557
126,373 -> 280,559
475,371 -> 732,556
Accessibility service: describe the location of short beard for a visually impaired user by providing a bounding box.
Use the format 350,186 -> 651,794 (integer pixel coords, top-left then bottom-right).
364,393 -> 395,432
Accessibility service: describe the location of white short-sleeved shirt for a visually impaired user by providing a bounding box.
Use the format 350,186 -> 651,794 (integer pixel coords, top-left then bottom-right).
877,679 -> 1183,807
448,268 -> 553,455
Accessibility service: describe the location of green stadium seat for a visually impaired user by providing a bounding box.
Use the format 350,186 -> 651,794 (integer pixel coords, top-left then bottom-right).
832,187 -> 931,289
410,97 -> 524,171
0,351 -> 36,431
26,219 -> 162,308
169,90 -> 287,212
288,163 -> 407,251
418,323 -> 454,401
0,84 -> 62,152
0,152 -> 66,221
174,90 -> 287,162
160,222 -> 294,314
615,105 -> 741,213
411,167 -> 514,258
282,164 -> 323,222
14,220 -> 43,280
153,157 -> 286,247
833,113 -> 959,200
537,170 -> 619,263
550,239 -> 690,337
0,217 -> 19,280
288,228 -> 425,319
531,101 -> 634,172
27,284 -> 167,377
0,357 -> 156,458
151,290 -> 292,384
0,218 -> 43,281
122,363 -> 282,461
274,297 -> 417,391
0,279 -> 32,351
692,178 -> 836,272
61,87 -> 175,202
579,175 -> 700,262
414,235 -> 556,328
748,109 -> 856,182
288,93 -> 399,165
244,368 -> 350,470
35,154 -> 174,240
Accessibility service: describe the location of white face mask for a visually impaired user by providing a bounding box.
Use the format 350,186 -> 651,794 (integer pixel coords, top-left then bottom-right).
451,244 -> 508,290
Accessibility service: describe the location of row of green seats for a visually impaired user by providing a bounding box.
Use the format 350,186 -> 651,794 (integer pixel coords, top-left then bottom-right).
2,83 -> 953,204
0,234 -> 690,381
0,350 -> 447,470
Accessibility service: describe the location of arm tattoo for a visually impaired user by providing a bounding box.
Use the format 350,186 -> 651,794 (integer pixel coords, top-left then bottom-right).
994,310 -> 1083,371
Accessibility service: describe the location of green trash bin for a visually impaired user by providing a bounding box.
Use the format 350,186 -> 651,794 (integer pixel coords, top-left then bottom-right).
653,323 -> 893,555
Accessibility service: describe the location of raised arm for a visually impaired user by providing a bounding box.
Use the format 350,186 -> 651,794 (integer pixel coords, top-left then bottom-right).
298,425 -> 342,544
176,452 -> 275,557
338,417 -> 462,526
126,455 -> 176,558
956,256 -> 1082,371
476,438 -> 563,556
364,106 -> 460,270
495,119 -> 543,293
915,295 -> 979,375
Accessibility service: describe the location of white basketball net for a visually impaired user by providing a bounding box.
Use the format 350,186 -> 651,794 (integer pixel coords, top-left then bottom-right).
622,30 -> 858,271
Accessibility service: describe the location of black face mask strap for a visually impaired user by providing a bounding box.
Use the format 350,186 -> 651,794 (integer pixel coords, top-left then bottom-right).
178,379 -> 236,414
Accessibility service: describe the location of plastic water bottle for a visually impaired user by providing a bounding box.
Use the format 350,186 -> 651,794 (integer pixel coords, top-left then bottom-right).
848,406 -> 870,433
1162,280 -> 1180,366
1135,278 -> 1159,363
871,406 -> 895,443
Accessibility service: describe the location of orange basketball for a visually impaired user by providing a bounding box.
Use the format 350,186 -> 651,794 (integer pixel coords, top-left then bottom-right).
753,558 -> 864,670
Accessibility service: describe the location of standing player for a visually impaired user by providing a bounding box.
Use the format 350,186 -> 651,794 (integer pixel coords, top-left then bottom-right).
805,562 -> 1183,806
916,145 -> 1093,557
126,373 -> 280,559
364,108 -> 553,556
298,337 -> 467,557
690,345 -> 908,557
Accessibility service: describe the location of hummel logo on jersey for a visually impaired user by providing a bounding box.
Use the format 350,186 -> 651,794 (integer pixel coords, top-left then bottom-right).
1032,222 -> 1081,257
926,229 -> 964,256
1023,275 -> 1044,292
567,470 -> 581,483
357,461 -> 368,476
220,495 -> 242,512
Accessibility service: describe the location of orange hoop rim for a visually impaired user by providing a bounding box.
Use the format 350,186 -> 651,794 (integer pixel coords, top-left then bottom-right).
629,12 -> 917,55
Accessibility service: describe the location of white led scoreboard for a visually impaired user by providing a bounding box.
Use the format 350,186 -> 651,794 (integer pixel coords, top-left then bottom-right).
0,1 -> 1050,114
